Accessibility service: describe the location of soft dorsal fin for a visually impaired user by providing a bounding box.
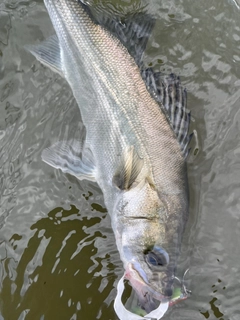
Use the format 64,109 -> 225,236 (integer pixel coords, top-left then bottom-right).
142,70 -> 192,158
113,146 -> 144,190
100,13 -> 155,67
80,1 -> 155,67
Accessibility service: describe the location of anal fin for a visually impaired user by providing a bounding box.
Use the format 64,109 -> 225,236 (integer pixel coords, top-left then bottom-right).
25,35 -> 63,76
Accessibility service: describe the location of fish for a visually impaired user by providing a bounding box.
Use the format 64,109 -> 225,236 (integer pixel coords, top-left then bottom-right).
27,0 -> 191,315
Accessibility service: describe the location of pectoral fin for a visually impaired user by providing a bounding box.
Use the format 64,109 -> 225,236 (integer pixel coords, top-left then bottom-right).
113,146 -> 143,190
42,140 -> 96,182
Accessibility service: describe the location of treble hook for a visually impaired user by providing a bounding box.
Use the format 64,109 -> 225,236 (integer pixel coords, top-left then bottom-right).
174,268 -> 191,296
182,268 -> 191,295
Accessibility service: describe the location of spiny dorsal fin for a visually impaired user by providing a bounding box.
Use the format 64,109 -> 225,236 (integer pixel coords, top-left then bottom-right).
142,70 -> 191,158
113,146 -> 144,190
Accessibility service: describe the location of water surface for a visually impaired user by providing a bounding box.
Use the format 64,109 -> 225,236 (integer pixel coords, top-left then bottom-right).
0,0 -> 240,319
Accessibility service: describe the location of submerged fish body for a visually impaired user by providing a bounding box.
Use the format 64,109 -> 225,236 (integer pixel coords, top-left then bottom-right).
29,0 -> 190,313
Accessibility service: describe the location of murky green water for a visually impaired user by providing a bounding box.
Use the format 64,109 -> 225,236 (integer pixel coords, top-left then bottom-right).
1,0 -> 240,319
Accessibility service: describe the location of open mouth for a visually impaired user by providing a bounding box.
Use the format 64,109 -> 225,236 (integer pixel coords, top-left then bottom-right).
115,262 -> 190,318
114,275 -> 170,320
114,274 -> 189,319
124,263 -> 170,306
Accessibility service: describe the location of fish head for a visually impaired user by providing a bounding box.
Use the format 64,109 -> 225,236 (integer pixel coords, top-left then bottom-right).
114,179 -> 185,312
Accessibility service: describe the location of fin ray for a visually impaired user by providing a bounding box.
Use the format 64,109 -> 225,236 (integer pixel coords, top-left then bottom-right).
42,139 -> 96,181
113,146 -> 143,190
26,35 -> 63,76
142,70 -> 191,158
80,1 -> 155,66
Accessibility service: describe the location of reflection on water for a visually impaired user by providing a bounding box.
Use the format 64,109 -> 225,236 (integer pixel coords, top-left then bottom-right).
1,0 -> 240,319
0,205 -> 118,319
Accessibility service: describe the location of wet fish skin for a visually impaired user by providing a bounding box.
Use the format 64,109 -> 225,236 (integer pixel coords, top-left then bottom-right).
35,0 -> 189,311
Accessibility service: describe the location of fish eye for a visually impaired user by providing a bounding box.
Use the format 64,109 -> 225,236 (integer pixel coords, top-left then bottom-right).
144,246 -> 169,268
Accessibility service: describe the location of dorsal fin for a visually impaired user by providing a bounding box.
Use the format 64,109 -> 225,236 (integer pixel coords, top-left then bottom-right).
113,146 -> 144,190
79,1 -> 155,66
141,69 -> 192,158
100,13 -> 155,66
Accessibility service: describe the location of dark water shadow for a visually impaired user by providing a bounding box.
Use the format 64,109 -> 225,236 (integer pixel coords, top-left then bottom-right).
0,205 -> 118,320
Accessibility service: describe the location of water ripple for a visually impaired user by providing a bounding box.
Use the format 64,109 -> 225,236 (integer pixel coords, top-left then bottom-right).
0,0 -> 240,319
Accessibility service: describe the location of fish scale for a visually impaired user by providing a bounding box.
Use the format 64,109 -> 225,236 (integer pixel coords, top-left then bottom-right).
28,0 -> 190,315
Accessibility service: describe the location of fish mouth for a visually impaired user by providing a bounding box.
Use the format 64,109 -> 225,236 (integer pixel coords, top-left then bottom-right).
124,262 -> 171,312
124,262 -> 190,312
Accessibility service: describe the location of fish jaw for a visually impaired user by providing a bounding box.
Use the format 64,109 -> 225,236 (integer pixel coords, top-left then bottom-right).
124,262 -> 188,312
124,262 -> 172,312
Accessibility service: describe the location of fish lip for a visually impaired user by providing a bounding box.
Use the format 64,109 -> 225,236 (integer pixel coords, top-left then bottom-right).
124,262 -> 170,303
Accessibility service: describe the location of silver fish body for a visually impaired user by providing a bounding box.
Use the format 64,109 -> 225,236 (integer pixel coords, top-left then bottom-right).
30,0 -> 189,312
